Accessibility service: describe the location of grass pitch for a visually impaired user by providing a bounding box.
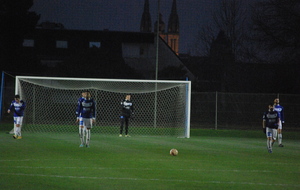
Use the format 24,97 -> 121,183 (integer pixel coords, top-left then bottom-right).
0,129 -> 299,190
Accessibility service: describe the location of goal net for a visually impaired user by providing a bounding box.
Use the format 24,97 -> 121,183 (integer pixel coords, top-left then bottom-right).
15,76 -> 191,138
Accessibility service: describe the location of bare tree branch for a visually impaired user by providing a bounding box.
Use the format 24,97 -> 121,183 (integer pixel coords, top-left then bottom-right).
194,0 -> 249,61
251,0 -> 300,63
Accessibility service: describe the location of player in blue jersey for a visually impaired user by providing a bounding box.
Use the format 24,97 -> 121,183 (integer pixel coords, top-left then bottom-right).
76,91 -> 86,119
274,98 -> 284,147
119,94 -> 134,137
7,95 -> 26,139
263,104 -> 280,153
77,91 -> 96,147
76,91 -> 87,147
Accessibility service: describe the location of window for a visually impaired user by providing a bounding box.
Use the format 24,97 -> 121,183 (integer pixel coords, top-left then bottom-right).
56,40 -> 68,48
89,42 -> 101,48
23,39 -> 34,47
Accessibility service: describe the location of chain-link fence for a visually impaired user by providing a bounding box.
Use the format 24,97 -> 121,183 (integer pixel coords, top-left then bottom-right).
191,92 -> 300,131
1,73 -> 299,132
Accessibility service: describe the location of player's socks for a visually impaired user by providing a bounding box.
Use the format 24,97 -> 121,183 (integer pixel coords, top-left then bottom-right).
278,134 -> 282,145
18,126 -> 22,137
15,127 -> 21,137
267,139 -> 272,150
14,124 -> 17,136
79,128 -> 85,145
86,130 -> 91,146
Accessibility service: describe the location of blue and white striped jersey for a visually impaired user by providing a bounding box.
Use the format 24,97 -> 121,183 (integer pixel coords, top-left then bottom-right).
78,98 -> 96,119
8,100 -> 26,117
76,97 -> 85,117
274,104 -> 284,122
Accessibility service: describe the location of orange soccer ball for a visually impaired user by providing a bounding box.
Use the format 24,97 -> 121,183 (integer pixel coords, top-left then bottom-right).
170,148 -> 178,156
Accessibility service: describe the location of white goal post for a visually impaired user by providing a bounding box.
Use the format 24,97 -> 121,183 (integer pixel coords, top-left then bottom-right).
15,76 -> 191,138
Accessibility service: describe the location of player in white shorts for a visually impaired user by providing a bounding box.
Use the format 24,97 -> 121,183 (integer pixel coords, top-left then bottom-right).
274,98 -> 284,147
263,104 -> 280,153
76,91 -> 96,148
7,95 -> 26,139
76,91 -> 87,146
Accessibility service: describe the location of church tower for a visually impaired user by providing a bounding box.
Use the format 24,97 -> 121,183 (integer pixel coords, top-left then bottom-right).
141,0 -> 180,54
167,0 -> 179,55
140,0 -> 152,32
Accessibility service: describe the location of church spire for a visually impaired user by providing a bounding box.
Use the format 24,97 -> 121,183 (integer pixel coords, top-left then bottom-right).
140,0 -> 152,32
167,0 -> 179,55
168,0 -> 179,33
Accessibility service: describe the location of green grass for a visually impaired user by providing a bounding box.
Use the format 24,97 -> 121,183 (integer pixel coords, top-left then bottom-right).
0,129 -> 299,190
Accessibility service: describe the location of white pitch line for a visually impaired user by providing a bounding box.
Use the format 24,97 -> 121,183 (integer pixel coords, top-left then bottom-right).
0,159 -> 298,166
0,172 -> 299,188
0,166 -> 299,174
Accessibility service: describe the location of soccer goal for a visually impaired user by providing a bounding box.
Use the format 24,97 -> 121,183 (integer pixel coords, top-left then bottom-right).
15,76 -> 191,138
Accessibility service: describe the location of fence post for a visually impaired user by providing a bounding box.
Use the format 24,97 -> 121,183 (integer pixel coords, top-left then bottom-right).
0,71 -> 4,122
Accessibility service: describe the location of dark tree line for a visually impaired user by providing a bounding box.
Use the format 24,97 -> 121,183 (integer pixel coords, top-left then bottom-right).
0,0 -> 40,71
191,0 -> 300,93
251,0 -> 300,64
195,0 -> 300,64
0,0 -> 299,93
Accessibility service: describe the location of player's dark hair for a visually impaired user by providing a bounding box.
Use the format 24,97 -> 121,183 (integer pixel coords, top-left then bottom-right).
15,94 -> 20,99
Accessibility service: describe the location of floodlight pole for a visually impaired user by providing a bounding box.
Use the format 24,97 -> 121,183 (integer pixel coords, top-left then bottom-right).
154,0 -> 160,128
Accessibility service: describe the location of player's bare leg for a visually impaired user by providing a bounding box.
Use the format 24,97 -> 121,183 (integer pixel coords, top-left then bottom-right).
267,137 -> 273,153
266,128 -> 273,153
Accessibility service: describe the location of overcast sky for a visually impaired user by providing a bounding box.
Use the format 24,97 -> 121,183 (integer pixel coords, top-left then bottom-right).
30,0 -> 254,54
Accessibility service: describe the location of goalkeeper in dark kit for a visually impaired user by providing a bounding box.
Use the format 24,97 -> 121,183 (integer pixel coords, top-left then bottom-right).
119,94 -> 134,137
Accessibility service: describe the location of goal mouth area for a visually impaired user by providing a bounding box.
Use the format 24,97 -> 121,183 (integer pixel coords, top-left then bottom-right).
16,76 -> 191,138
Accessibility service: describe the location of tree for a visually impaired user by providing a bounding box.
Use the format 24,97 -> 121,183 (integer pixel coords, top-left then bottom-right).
209,30 -> 236,92
0,0 -> 40,71
194,0 -> 248,62
251,0 -> 300,64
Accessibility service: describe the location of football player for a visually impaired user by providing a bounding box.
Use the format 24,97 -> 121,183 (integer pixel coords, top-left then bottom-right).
274,98 -> 284,147
77,91 -> 96,147
119,94 -> 134,137
76,91 -> 87,147
263,104 -> 280,153
7,95 -> 26,139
